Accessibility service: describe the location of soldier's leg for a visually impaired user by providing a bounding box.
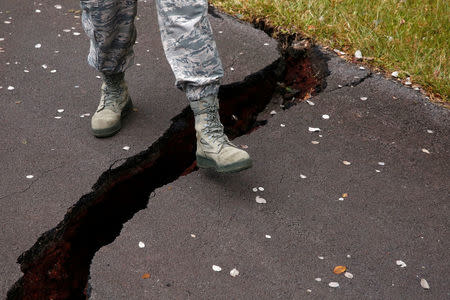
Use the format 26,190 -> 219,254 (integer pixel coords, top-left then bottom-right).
156,0 -> 252,173
155,0 -> 224,101
80,0 -> 137,137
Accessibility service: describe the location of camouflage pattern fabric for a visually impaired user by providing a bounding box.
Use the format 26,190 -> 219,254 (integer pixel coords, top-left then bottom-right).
80,0 -> 224,101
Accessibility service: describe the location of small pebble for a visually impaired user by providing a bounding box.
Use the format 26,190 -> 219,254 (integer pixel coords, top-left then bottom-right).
212,265 -> 222,272
355,50 -> 363,59
122,146 -> 130,151
138,241 -> 145,248
322,114 -> 330,119
265,235 -> 271,239
35,43 -> 41,48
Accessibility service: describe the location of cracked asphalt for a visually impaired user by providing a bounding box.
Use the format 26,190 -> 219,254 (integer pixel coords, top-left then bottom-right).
1,0 -> 449,299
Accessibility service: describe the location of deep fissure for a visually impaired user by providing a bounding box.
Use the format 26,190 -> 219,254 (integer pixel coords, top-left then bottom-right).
7,18 -> 328,300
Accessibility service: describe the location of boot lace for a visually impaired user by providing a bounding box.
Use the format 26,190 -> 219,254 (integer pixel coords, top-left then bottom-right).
202,105 -> 229,144
97,85 -> 122,112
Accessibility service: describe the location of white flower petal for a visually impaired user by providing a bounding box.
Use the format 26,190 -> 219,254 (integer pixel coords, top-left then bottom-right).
421,148 -> 430,154
255,196 -> 266,204
308,127 -> 321,132
344,272 -> 354,279
329,282 -> 340,288
212,265 -> 222,272
420,278 -> 430,289
396,260 -> 407,268
322,114 -> 330,119
138,241 -> 145,248
230,268 -> 239,277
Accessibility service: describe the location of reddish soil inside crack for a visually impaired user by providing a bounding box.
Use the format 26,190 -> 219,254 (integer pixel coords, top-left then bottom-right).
7,43 -> 326,300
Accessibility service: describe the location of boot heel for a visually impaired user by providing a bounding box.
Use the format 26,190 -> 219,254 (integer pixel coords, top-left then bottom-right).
196,155 -> 216,169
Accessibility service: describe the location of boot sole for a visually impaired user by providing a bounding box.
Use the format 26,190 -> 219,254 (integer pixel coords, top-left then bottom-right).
196,155 -> 253,173
92,98 -> 133,138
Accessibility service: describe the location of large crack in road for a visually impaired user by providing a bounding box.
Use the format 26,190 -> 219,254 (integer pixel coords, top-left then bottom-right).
7,28 -> 328,299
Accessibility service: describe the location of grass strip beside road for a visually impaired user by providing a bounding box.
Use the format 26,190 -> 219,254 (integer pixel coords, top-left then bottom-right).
211,0 -> 449,102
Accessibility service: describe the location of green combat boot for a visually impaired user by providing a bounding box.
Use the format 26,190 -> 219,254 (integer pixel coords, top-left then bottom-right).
91,72 -> 133,137
190,95 -> 252,173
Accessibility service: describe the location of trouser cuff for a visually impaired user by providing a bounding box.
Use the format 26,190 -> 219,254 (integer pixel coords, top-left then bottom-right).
185,82 -> 220,102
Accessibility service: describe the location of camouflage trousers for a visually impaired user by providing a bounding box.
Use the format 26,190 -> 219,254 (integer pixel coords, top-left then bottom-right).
80,0 -> 224,101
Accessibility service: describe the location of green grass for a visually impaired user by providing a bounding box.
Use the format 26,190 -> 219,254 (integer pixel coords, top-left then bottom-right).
211,0 -> 449,102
